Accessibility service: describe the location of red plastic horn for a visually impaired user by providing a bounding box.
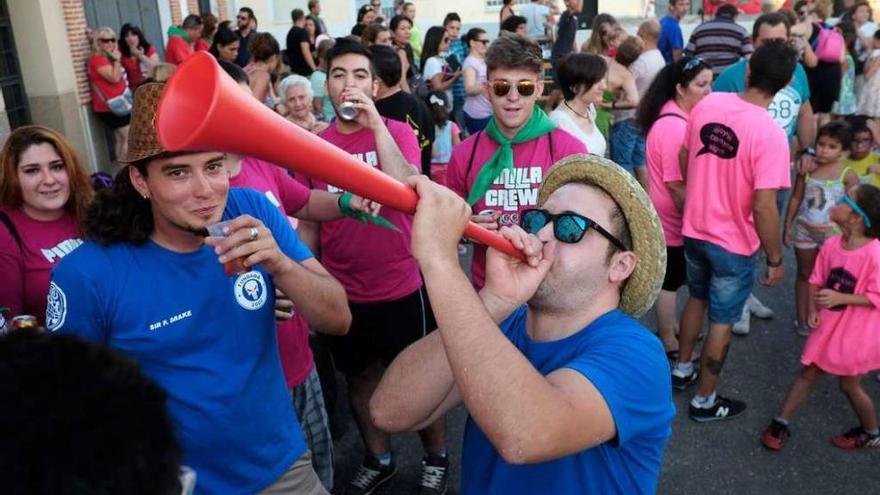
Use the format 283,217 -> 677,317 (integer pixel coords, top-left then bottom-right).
155,52 -> 523,261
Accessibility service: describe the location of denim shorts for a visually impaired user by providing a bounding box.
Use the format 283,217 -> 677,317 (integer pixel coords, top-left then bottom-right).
610,118 -> 646,173
684,237 -> 757,325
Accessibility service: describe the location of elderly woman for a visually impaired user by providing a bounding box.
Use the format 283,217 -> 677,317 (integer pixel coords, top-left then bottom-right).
280,74 -> 329,134
88,26 -> 131,165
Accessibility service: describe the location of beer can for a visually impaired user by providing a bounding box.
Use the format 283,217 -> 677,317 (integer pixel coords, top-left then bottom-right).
0,312 -> 7,335
338,101 -> 359,121
11,315 -> 38,331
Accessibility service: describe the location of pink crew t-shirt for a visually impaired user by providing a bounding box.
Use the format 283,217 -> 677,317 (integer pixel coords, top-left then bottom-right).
446,128 -> 587,288
0,208 -> 82,325
803,236 -> 880,376
646,100 -> 688,247
298,119 -> 423,303
682,92 -> 791,256
230,156 -> 314,388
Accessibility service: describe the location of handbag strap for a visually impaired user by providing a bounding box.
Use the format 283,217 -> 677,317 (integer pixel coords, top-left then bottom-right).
0,211 -> 22,252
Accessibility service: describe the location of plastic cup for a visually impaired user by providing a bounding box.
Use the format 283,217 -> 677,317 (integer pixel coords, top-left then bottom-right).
206,220 -> 248,276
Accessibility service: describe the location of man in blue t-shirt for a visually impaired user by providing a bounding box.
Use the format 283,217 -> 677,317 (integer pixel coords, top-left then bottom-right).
372,156 -> 675,494
48,82 -> 351,494
659,0 -> 689,63
711,12 -> 816,336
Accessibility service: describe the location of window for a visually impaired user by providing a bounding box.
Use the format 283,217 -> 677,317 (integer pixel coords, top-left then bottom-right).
485,0 -> 530,9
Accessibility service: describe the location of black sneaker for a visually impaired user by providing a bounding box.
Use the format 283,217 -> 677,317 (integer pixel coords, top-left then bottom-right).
671,368 -> 698,391
689,395 -> 747,422
418,454 -> 449,495
345,455 -> 396,495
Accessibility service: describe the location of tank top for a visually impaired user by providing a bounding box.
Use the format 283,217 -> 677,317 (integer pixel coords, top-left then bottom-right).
798,167 -> 852,225
432,122 -> 453,164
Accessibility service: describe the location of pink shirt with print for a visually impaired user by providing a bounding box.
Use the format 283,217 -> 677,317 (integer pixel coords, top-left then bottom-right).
446,128 -> 587,288
297,119 -> 423,304
682,92 -> 791,256
646,100 -> 688,247
230,156 -> 315,388
0,208 -> 81,325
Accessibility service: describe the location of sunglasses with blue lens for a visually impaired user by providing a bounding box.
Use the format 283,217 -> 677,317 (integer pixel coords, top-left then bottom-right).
520,209 -> 628,251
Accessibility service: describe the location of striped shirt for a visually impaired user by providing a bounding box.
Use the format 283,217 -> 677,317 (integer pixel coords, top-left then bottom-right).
684,17 -> 753,76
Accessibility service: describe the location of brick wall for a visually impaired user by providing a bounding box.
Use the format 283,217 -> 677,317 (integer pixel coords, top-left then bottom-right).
61,0 -> 92,105
171,0 -> 182,26
218,0 -> 229,21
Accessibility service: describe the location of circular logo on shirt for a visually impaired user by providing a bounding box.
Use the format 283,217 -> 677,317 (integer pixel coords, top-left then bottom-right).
46,281 -> 67,332
234,271 -> 268,311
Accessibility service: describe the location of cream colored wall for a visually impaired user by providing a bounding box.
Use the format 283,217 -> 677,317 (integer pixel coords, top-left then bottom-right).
8,0 -> 78,99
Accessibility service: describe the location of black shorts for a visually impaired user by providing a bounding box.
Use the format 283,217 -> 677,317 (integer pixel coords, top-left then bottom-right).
95,111 -> 131,129
662,245 -> 687,291
324,286 -> 437,377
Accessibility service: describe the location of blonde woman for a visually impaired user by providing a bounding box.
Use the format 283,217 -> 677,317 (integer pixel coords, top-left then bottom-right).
87,26 -> 130,165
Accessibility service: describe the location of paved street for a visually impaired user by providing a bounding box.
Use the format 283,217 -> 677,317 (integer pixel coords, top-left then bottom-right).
330,246 -> 879,494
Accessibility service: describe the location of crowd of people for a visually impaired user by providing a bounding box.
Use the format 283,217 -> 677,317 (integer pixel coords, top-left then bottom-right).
2,0 -> 880,494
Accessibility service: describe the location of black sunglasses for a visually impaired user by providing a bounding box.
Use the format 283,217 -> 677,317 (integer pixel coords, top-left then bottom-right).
490,79 -> 537,97
520,209 -> 628,251
100,37 -> 117,43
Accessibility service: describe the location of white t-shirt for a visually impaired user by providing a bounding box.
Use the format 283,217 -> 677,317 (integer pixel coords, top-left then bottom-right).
520,2 -> 551,39
424,55 -> 453,106
550,105 -> 607,157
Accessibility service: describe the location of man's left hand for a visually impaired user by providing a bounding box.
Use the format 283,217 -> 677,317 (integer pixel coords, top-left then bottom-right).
406,175 -> 471,268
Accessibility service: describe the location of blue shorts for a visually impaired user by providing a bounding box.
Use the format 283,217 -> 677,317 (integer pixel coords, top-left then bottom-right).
610,119 -> 646,173
684,237 -> 757,325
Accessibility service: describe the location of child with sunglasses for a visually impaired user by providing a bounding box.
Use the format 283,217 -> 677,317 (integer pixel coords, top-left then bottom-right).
762,184 -> 880,451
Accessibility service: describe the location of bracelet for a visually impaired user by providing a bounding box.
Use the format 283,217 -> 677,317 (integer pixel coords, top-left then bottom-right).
337,191 -> 354,217
766,258 -> 783,268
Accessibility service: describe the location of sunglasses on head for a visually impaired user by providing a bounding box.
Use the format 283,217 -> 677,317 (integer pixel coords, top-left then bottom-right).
683,56 -> 707,73
490,79 -> 537,97
836,195 -> 873,228
520,209 -> 628,251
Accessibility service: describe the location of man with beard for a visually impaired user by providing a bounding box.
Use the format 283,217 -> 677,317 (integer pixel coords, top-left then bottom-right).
371,155 -> 675,494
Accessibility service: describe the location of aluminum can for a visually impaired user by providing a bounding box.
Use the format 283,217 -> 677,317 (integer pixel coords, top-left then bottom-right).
338,101 -> 359,121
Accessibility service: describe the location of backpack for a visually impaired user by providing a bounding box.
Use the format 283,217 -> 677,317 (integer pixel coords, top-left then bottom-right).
812,24 -> 844,64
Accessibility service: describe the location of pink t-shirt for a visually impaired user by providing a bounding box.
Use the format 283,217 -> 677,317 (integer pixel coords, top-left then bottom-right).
646,100 -> 688,247
446,128 -> 587,287
298,119 -> 423,303
802,236 -> 880,376
682,92 -> 791,256
0,208 -> 82,325
230,157 -> 314,388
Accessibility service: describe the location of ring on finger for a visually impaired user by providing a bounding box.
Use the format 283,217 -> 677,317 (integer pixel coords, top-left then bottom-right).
249,227 -> 259,241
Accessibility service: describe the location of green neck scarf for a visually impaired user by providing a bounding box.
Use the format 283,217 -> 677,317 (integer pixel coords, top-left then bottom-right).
467,108 -> 557,206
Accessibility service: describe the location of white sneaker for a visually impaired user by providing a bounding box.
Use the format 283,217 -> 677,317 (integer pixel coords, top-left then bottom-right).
747,294 -> 774,319
732,304 -> 751,335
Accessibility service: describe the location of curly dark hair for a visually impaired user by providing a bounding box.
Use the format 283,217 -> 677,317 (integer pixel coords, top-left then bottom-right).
84,162 -> 154,246
0,330 -> 182,494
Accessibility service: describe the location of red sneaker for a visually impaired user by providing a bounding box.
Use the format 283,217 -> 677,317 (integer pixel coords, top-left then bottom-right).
830,427 -> 880,449
761,420 -> 790,451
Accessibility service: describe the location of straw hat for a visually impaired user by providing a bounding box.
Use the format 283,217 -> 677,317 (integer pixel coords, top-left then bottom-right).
120,82 -> 169,163
538,154 -> 667,317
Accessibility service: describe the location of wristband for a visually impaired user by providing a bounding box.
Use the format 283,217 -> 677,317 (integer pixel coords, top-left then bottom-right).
766,258 -> 783,268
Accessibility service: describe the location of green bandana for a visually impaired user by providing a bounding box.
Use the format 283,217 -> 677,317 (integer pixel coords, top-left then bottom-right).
338,192 -> 400,232
467,108 -> 557,206
168,25 -> 191,43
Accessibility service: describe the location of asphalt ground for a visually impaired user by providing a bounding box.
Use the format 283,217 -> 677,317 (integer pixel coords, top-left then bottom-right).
329,244 -> 879,494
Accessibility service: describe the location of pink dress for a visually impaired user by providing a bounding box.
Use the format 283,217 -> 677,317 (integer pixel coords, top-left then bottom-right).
802,235 -> 880,375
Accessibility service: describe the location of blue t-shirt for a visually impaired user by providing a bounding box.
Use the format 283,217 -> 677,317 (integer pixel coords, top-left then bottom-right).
713,59 -> 810,140
658,15 -> 684,64
48,188 -> 313,494
461,307 -> 675,495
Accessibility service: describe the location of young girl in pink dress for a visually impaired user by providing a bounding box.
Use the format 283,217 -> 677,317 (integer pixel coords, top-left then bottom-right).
762,184 -> 880,451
